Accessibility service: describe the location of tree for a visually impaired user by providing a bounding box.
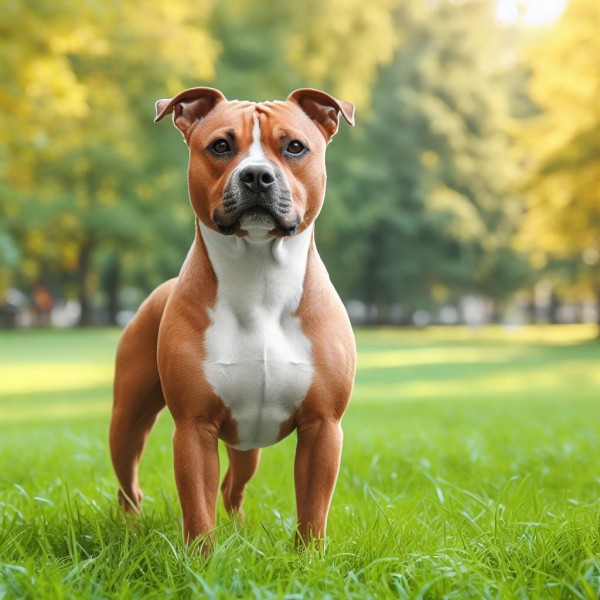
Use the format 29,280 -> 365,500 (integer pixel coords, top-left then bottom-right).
0,0 -> 218,324
1,0 -> 535,326
519,0 -> 600,333
318,0 -> 530,321
207,0 -> 398,109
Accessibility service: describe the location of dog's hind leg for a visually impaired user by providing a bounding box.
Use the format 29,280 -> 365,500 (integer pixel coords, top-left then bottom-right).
221,446 -> 261,519
109,279 -> 175,512
110,383 -> 165,512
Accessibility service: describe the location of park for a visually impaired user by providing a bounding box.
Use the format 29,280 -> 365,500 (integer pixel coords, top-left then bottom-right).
1,325 -> 599,597
1,0 -> 599,597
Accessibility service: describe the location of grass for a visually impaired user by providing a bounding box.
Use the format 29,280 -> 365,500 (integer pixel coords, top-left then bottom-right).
1,325 -> 599,598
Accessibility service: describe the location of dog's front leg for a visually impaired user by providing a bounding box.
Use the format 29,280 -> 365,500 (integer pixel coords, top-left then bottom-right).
173,420 -> 220,548
294,419 -> 343,546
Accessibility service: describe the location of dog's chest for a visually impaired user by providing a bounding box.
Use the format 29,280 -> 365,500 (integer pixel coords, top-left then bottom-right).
201,226 -> 314,450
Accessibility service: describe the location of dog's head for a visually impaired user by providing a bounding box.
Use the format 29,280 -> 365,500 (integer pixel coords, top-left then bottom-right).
155,87 -> 355,239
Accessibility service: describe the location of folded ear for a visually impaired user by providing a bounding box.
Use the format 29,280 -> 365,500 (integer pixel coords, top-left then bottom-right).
154,87 -> 227,138
287,88 -> 355,141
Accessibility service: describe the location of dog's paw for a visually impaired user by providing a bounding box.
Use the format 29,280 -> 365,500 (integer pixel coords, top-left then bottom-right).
118,487 -> 143,514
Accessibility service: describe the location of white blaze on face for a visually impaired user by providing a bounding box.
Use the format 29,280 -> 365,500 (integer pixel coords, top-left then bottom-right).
238,113 -> 277,235
248,114 -> 267,161
238,113 -> 269,169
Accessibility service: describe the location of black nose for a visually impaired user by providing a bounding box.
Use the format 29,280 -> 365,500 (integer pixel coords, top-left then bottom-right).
239,164 -> 276,193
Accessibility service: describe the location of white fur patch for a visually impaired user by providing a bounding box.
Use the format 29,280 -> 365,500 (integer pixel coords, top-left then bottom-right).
234,113 -> 271,177
248,114 -> 265,160
200,222 -> 314,450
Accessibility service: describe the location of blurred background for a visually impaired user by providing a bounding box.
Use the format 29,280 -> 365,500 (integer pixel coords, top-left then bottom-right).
1,0 -> 598,334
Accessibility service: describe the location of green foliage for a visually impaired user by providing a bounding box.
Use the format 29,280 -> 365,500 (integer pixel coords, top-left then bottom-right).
519,0 -> 600,306
0,0 -> 218,321
2,0 -> 399,320
1,0 -> 598,323
1,326 -> 599,597
319,1 -> 531,312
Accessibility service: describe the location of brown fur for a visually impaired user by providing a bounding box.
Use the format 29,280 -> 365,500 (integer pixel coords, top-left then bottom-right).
109,88 -> 356,547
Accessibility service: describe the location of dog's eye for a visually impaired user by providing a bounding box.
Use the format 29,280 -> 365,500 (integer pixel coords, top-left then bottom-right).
286,140 -> 305,155
211,139 -> 231,154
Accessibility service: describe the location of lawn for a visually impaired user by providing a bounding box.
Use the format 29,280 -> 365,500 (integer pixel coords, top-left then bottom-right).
0,325 -> 599,598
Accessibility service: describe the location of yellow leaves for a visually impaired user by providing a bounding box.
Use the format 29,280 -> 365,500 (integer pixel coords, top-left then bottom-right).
57,213 -> 81,235
518,165 -> 599,256
119,0 -> 220,84
427,186 -> 486,242
157,2 -> 188,22
286,0 -> 398,109
525,0 -> 600,141
165,76 -> 186,97
519,0 -> 600,259
421,151 -> 439,168
148,23 -> 219,84
61,242 -> 80,272
49,26 -> 109,56
530,252 -> 547,270
26,230 -> 45,255
527,0 -> 600,118
26,57 -> 89,119
99,184 -> 118,208
3,0 -> 221,143
21,259 -> 39,282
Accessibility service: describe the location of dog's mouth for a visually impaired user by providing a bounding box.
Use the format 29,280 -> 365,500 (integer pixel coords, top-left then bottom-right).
214,206 -> 300,238
240,207 -> 276,230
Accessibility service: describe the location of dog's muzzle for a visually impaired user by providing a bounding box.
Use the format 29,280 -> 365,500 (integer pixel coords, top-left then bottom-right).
214,162 -> 300,236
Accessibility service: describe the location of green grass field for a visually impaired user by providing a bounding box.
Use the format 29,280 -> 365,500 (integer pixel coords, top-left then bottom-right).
1,325 -> 599,598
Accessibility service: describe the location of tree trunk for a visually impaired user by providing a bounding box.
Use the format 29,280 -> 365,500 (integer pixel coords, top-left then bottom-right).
527,287 -> 537,324
104,253 -> 121,326
548,291 -> 560,325
490,299 -> 504,324
78,239 -> 94,327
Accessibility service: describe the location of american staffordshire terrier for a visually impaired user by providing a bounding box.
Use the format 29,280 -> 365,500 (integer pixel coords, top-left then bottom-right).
109,87 -> 356,547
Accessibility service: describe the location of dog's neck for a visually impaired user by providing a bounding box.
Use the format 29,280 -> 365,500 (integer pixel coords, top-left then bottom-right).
198,220 -> 313,322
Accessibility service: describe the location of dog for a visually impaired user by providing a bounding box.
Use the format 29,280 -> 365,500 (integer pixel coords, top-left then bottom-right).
109,87 -> 356,547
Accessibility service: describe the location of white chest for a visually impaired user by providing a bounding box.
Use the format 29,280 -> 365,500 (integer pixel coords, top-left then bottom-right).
200,223 -> 314,450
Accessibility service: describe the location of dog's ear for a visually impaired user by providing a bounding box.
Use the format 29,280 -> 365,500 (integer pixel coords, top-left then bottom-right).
287,88 -> 355,141
154,87 -> 227,138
